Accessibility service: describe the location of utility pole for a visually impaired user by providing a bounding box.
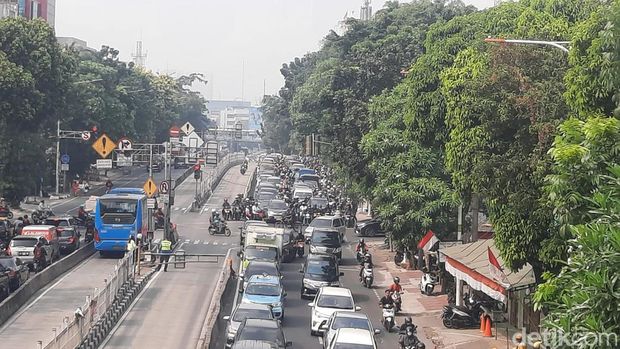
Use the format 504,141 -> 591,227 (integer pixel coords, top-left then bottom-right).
55,122 -> 92,194
164,142 -> 172,241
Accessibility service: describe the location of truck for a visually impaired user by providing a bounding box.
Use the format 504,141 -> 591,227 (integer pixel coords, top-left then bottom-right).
241,226 -> 295,270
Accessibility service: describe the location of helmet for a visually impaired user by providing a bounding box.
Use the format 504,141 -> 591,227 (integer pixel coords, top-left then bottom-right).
359,238 -> 365,244
211,208 -> 216,213
80,204 -> 85,208
416,342 -> 425,349
137,233 -> 142,240
405,317 -> 412,325
365,253 -> 371,258
393,277 -> 400,284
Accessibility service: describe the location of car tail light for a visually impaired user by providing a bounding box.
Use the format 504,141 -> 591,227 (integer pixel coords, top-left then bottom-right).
68,237 -> 75,244
94,228 -> 100,242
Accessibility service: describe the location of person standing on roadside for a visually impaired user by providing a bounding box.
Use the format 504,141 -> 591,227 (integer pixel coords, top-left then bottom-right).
126,236 -> 137,263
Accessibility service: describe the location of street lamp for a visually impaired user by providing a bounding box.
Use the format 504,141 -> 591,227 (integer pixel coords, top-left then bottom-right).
484,37 -> 570,53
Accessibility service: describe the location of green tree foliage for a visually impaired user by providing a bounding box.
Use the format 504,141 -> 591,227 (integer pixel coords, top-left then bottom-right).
260,95 -> 293,153
534,117 -> 620,344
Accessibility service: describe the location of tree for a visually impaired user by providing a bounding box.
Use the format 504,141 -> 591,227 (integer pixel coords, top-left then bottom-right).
260,95 -> 293,153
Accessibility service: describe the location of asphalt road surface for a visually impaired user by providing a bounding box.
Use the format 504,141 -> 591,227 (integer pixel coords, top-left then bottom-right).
100,163 -> 254,349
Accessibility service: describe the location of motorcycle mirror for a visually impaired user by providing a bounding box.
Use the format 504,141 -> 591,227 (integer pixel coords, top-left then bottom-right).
355,306 -> 362,311
307,303 -> 315,307
222,315 -> 230,321
374,329 -> 381,335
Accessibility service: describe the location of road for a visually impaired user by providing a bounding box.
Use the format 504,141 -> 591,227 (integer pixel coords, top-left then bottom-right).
100,163 -> 254,349
224,228 -> 403,349
0,166 -> 184,348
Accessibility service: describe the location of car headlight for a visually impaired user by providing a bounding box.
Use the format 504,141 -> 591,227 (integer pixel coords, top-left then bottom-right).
272,301 -> 283,308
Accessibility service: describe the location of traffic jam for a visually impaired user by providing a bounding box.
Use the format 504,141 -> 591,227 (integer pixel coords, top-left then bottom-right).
222,153 -> 425,349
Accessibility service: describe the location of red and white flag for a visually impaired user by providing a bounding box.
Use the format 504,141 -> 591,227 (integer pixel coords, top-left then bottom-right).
417,230 -> 439,252
488,247 -> 509,286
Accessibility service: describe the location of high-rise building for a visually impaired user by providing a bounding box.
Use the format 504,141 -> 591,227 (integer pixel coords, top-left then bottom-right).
0,0 -> 19,20
22,0 -> 54,26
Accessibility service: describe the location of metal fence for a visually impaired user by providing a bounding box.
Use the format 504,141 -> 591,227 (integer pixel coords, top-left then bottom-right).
40,251 -> 136,349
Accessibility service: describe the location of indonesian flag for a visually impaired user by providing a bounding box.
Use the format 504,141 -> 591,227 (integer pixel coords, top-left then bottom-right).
417,230 -> 439,252
488,247 -> 510,286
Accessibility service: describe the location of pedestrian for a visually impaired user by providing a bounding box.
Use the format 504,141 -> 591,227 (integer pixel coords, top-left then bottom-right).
160,237 -> 172,272
23,215 -> 30,226
126,236 -> 137,263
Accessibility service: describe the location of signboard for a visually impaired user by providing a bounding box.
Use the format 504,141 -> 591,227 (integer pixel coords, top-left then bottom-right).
143,177 -> 158,198
81,131 -> 91,141
61,164 -> 69,172
181,122 -> 195,136
159,180 -> 170,194
92,134 -> 115,158
60,154 -> 70,164
117,154 -> 133,167
146,198 -> 156,209
169,126 -> 181,138
96,159 -> 113,169
205,141 -> 218,166
117,138 -> 132,151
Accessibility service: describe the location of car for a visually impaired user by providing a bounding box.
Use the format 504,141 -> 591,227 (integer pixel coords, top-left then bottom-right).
8,236 -> 54,268
308,229 -> 343,260
241,246 -> 279,266
305,216 -> 346,241
233,319 -> 291,349
240,220 -> 269,244
146,161 -> 163,173
44,216 -> 79,232
232,341 -> 279,349
299,174 -> 321,189
300,254 -> 342,299
240,261 -> 281,291
0,256 -> 30,292
355,219 -> 385,237
0,270 -> 9,302
266,200 -> 288,223
241,274 -> 287,319
326,328 -> 377,349
295,168 -> 316,179
308,287 -> 360,336
293,186 -> 313,200
256,192 -> 278,209
224,303 -> 274,348
57,228 -> 80,254
320,312 -> 380,349
309,197 -> 329,210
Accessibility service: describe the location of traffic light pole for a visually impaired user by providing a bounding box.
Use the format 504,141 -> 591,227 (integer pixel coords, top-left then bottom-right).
164,142 -> 171,241
54,121 -> 92,194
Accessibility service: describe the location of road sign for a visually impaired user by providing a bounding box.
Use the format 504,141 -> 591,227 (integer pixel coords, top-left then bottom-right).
159,180 -> 170,194
143,177 -> 157,198
146,198 -> 156,209
117,154 -> 133,167
96,159 -> 113,169
60,154 -> 70,164
169,126 -> 181,138
61,164 -> 69,172
118,138 -> 132,151
92,134 -> 115,158
81,131 -> 91,141
181,122 -> 195,136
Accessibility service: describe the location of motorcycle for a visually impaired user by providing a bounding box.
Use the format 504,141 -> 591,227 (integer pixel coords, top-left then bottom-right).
240,166 -> 247,175
232,206 -> 243,221
223,207 -> 233,221
382,304 -> 395,332
0,209 -> 14,220
344,214 -> 356,228
392,291 -> 403,313
441,295 -> 484,329
209,220 -> 231,236
361,262 -> 373,288
32,209 -> 53,224
356,247 -> 367,264
295,240 -> 305,257
399,327 -> 425,349
420,269 -> 439,296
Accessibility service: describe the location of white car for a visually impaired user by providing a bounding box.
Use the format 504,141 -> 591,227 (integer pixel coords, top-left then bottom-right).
327,328 -> 378,349
308,287 -> 360,336
305,216 -> 346,241
320,311 -> 380,349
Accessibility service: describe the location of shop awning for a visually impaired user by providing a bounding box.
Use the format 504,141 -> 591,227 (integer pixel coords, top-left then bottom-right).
440,239 -> 535,303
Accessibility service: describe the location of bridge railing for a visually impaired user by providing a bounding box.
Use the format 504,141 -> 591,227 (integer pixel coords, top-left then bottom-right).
41,251 -> 136,349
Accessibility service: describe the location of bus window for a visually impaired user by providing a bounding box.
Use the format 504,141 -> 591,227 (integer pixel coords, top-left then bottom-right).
99,199 -> 138,224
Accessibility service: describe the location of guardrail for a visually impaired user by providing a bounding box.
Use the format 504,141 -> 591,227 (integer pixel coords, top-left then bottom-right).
39,250 -> 136,349
190,153 -> 246,211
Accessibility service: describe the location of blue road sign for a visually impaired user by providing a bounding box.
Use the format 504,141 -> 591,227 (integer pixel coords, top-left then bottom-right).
60,154 -> 70,164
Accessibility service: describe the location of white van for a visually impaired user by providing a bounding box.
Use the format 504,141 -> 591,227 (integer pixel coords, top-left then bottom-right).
293,187 -> 313,200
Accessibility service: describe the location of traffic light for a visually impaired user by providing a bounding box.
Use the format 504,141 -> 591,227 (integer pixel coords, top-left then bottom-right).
193,164 -> 201,180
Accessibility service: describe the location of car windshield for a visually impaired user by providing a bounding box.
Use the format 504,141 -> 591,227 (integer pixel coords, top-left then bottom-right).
312,231 -> 340,246
45,219 -> 70,227
268,201 -> 288,210
310,198 -> 328,207
310,219 -> 332,228
58,230 -> 75,237
238,326 -> 284,346
317,295 -> 354,309
11,239 -> 37,247
245,247 -> 277,261
246,283 -> 280,296
306,260 -> 337,281
334,344 -> 373,349
333,317 -> 371,331
259,193 -> 275,201
232,308 -> 273,322
246,264 -> 278,278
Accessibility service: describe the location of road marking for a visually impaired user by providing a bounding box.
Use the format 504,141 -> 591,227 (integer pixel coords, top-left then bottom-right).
318,337 -> 323,345
153,239 -> 161,245
203,241 -> 209,245
213,242 -> 218,245
193,240 -> 199,244
185,239 -> 190,243
222,243 -> 228,246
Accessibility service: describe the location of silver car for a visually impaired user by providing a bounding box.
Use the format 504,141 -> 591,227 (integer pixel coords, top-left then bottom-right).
320,311 -> 380,349
224,303 -> 274,348
9,236 -> 54,267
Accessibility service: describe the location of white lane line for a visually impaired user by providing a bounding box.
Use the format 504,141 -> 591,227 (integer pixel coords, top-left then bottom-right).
185,239 -> 190,243
99,269 -> 163,348
193,240 -> 200,244
222,243 -> 228,246
203,241 -> 209,245
318,337 -> 324,345
213,242 -> 218,245
183,204 -> 192,214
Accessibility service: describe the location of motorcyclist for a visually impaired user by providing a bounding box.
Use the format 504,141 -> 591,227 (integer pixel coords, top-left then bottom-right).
359,252 -> 373,280
77,205 -> 87,222
379,289 -> 395,307
356,239 -> 367,253
399,317 -> 416,333
389,276 -> 403,293
222,199 -> 231,209
105,179 -> 113,192
399,323 -> 423,349
37,200 -> 48,212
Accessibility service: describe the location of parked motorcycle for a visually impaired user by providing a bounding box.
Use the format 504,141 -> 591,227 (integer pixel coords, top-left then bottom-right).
209,221 -> 231,236
361,262 -> 373,288
382,304 -> 395,332
441,295 -> 484,329
420,269 -> 440,296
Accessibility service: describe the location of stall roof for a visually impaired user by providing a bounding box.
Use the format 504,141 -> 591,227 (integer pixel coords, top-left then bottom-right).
440,239 -> 535,302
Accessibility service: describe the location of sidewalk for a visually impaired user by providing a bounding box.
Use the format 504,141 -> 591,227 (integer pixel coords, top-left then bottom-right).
356,211 -> 515,349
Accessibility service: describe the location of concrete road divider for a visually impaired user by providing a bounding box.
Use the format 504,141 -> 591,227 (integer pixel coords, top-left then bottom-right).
0,242 -> 96,326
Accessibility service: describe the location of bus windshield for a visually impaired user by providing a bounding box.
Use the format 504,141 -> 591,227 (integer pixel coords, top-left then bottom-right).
99,199 -> 137,224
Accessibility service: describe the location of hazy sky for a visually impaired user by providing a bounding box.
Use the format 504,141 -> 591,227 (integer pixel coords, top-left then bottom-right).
55,0 -> 494,104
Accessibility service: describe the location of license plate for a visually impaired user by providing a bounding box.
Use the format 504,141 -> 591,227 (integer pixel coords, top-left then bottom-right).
18,251 -> 29,256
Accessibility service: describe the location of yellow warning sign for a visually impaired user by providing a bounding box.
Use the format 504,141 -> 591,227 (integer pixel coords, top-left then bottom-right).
143,177 -> 158,198
92,134 -> 116,158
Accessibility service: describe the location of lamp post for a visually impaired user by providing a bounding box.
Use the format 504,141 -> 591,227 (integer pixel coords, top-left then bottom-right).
484,37 -> 570,53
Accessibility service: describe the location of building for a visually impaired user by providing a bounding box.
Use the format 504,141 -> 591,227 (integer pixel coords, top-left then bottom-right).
0,0 -> 55,26
206,100 -> 263,130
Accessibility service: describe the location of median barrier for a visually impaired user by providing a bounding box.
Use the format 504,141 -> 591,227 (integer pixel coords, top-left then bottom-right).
0,242 -> 96,326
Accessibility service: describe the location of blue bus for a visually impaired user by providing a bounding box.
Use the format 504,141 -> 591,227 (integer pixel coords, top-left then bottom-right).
94,191 -> 148,253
